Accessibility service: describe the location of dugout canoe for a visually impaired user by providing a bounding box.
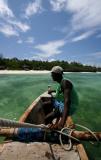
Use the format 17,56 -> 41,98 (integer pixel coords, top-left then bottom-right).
0,91 -> 88,160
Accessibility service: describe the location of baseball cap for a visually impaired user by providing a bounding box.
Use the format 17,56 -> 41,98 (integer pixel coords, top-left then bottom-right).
51,66 -> 63,74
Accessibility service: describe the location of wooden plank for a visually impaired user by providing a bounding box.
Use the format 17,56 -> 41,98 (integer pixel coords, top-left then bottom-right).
0,143 -> 4,153
72,131 -> 101,140
65,116 -> 89,160
77,144 -> 89,160
19,98 -> 40,122
19,91 -> 49,122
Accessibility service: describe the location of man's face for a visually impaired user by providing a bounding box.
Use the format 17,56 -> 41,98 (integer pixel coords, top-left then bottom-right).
51,72 -> 61,81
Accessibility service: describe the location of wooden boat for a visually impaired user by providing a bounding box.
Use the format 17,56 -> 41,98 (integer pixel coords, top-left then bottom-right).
0,91 -> 89,160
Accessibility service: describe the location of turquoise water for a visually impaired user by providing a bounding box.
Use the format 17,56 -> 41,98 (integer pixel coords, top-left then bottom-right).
0,73 -> 101,159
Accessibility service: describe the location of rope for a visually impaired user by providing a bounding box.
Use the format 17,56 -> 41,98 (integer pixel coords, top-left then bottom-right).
0,118 -> 79,142
0,118 -> 99,149
49,143 -> 57,160
56,129 -> 80,142
75,124 -> 99,142
59,127 -> 73,151
57,123 -> 100,150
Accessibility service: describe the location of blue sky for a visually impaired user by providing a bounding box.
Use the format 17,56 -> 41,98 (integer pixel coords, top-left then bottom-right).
0,0 -> 101,66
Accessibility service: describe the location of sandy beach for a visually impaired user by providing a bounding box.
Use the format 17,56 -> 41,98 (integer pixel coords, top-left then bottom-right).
0,70 -> 100,75
0,70 -> 50,74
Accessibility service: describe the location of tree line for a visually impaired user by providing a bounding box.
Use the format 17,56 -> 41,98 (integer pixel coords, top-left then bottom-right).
0,57 -> 101,72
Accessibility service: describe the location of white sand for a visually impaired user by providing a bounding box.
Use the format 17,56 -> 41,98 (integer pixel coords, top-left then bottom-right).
0,70 -> 50,74
0,70 -> 98,74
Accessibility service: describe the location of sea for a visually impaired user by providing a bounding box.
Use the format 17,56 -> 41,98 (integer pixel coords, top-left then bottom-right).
0,72 -> 101,159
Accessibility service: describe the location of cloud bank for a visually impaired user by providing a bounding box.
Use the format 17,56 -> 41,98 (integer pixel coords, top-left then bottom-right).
0,0 -> 30,37
24,0 -> 43,18
33,39 -> 66,60
50,0 -> 101,40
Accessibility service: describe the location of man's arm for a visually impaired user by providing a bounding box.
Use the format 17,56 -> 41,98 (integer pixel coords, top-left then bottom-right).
58,81 -> 72,129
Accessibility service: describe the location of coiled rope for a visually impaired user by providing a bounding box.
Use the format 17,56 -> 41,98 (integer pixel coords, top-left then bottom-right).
59,124 -> 100,151
59,127 -> 74,151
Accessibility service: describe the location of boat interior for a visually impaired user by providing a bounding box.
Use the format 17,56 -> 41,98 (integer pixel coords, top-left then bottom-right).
23,94 -> 54,125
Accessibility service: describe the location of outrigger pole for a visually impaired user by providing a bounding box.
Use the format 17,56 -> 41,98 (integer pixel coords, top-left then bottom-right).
0,118 -> 101,141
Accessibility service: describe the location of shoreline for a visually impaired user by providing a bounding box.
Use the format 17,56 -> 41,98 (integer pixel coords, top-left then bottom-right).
0,70 -> 100,74
0,70 -> 50,74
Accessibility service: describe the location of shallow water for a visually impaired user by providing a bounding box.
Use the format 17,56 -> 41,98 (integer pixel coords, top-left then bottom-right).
0,73 -> 101,159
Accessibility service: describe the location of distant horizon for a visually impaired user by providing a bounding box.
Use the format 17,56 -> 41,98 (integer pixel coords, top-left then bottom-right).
1,56 -> 101,68
0,57 -> 101,72
0,0 -> 101,67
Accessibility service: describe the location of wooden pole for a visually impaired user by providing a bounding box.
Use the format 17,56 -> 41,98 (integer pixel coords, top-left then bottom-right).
0,128 -> 101,141
72,131 -> 101,141
0,128 -> 17,137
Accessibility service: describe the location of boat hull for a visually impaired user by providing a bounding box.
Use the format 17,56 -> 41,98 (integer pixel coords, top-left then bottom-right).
0,92 -> 88,160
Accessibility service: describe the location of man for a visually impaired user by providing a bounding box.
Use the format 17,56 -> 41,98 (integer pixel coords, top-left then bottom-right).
47,66 -> 73,130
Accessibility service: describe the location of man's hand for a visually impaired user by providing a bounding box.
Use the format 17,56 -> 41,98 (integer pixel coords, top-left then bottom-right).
48,118 -> 64,130
48,123 -> 58,130
48,89 -> 53,94
57,120 -> 64,130
48,117 -> 60,130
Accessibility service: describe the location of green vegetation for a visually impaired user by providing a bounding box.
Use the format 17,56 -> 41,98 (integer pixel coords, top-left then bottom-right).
0,57 -> 101,72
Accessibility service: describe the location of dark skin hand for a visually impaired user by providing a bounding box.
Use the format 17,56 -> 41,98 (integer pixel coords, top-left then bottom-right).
49,72 -> 72,130
48,89 -> 55,94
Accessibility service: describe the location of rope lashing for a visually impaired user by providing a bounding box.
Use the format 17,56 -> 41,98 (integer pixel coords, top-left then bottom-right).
0,118 -> 79,142
59,127 -> 73,151
56,129 -> 79,142
57,124 -> 100,151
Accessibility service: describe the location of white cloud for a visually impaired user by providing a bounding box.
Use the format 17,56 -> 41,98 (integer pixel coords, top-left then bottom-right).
91,51 -> 101,58
50,0 -> 101,39
17,37 -> 35,44
0,24 -> 18,37
33,39 -> 66,60
85,51 -> 101,66
25,37 -> 34,44
96,34 -> 101,38
17,39 -> 23,44
75,51 -> 101,66
50,0 -> 67,12
68,0 -> 101,31
24,0 -> 43,18
48,58 -> 55,62
0,0 -> 14,18
14,21 -> 30,32
71,31 -> 94,42
8,20 -> 30,32
0,0 -> 30,37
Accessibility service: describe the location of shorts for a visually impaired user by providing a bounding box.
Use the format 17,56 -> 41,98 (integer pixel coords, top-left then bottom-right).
52,99 -> 64,114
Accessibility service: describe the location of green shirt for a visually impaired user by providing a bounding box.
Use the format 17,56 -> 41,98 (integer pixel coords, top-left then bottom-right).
55,82 -> 64,102
55,79 -> 79,115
